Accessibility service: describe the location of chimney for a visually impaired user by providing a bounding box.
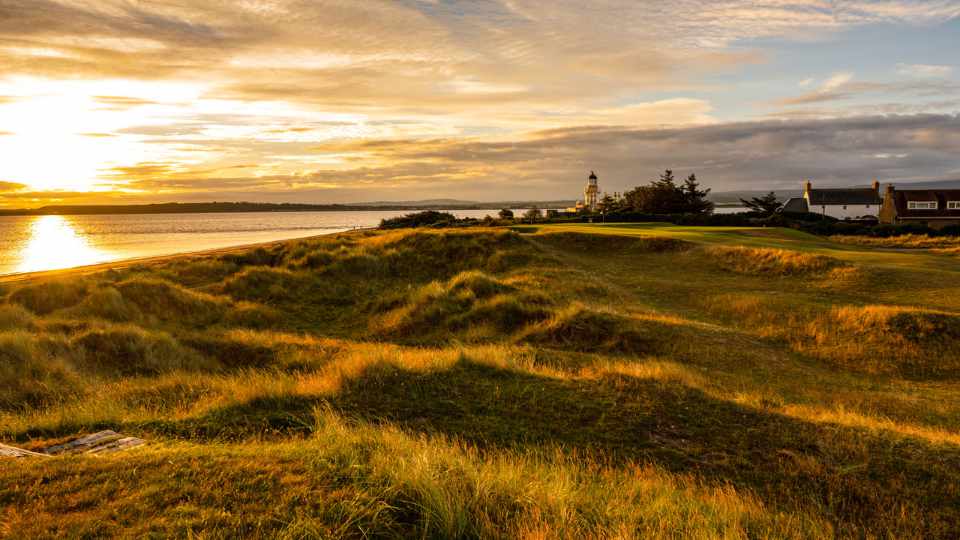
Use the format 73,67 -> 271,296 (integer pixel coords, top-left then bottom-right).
872,178 -> 880,193
886,184 -> 895,197
803,180 -> 812,197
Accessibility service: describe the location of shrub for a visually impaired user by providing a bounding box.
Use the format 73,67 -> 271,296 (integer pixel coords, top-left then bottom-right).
380,211 -> 466,229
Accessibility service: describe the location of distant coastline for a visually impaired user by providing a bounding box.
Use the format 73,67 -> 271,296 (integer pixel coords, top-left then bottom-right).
0,200 -> 576,217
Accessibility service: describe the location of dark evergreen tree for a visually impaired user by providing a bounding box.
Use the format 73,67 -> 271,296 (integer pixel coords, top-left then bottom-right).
597,193 -> 617,214
682,174 -> 713,215
739,191 -> 782,216
498,208 -> 514,219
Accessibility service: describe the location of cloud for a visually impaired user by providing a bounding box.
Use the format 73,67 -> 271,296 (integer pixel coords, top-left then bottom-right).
0,181 -> 26,192
93,95 -> 161,108
16,113 -> 948,204
777,74 -> 959,106
897,63 -> 954,78
0,1 -> 959,204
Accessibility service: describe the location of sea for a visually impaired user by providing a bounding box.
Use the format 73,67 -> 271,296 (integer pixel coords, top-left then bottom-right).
0,210 -> 505,276
0,206 -> 749,276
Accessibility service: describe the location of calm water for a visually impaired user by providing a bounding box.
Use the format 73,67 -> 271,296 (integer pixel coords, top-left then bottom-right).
0,210 -> 504,275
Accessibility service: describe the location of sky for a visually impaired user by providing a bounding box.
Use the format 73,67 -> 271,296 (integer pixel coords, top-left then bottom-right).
0,1 -> 959,206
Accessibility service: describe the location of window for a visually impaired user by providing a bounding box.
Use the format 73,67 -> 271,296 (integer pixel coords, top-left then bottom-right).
908,201 -> 938,210
948,201 -> 960,210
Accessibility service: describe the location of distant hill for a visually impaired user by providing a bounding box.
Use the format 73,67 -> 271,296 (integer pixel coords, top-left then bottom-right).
0,200 -> 577,217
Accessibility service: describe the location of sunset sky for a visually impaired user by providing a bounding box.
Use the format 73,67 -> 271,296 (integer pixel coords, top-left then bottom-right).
1,1 -> 959,206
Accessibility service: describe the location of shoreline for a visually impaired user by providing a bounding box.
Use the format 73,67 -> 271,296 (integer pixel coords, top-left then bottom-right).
0,228 -> 365,284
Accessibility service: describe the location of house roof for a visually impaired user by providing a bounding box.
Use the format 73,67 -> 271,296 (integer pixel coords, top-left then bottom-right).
806,188 -> 881,205
780,197 -> 809,214
891,189 -> 960,219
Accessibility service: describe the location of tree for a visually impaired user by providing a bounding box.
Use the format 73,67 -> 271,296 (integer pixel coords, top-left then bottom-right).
622,170 -> 712,215
739,191 -> 782,217
597,193 -> 617,214
523,206 -> 542,222
498,208 -> 514,219
682,174 -> 713,215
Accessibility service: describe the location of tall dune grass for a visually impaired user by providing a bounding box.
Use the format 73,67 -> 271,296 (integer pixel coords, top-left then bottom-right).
3,226 -> 960,538
705,246 -> 845,276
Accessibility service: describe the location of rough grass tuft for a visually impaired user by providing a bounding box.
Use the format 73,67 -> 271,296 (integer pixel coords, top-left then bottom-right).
0,303 -> 36,330
813,305 -> 960,377
373,271 -> 550,340
222,266 -> 303,302
706,246 -> 846,276
8,278 -> 91,314
519,303 -> 670,354
534,231 -> 692,254
115,278 -> 227,325
71,326 -> 212,376
0,331 -> 77,409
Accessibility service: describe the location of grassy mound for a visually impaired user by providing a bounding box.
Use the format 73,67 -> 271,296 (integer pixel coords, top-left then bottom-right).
706,246 -> 846,276
374,271 -> 551,341
324,229 -> 534,278
71,326 -> 212,376
119,278 -> 227,324
156,258 -> 241,286
813,305 -> 960,377
0,303 -> 35,330
534,231 -> 692,254
222,266 -> 304,302
0,331 -> 77,409
6,226 -> 960,537
830,234 -> 960,249
518,303 -> 671,354
8,278 -> 91,315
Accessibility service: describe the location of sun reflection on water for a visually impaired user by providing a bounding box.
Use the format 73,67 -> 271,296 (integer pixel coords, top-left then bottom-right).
16,215 -> 112,273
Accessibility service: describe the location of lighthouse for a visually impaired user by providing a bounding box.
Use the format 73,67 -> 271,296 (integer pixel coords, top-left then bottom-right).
584,171 -> 600,212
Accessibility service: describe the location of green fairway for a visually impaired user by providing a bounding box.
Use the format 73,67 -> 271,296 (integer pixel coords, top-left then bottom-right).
2,224 -> 959,538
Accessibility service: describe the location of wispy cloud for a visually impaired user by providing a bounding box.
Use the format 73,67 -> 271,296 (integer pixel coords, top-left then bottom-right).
897,63 -> 954,78
0,1 -> 958,203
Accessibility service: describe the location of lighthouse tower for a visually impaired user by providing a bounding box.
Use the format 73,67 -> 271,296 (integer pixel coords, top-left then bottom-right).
584,171 -> 600,212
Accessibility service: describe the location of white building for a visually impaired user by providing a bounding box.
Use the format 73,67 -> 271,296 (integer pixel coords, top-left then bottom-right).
801,180 -> 882,220
584,171 -> 599,212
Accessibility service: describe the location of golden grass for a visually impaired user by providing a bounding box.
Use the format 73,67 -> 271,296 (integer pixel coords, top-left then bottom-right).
830,234 -> 960,249
2,226 -> 960,538
704,246 -> 846,276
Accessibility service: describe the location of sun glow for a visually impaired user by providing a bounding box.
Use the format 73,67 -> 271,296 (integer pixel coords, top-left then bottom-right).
0,77 -> 204,193
15,215 -> 112,273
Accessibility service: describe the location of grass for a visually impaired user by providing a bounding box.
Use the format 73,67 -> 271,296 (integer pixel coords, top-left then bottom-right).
2,224 -> 960,538
830,233 -> 960,249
